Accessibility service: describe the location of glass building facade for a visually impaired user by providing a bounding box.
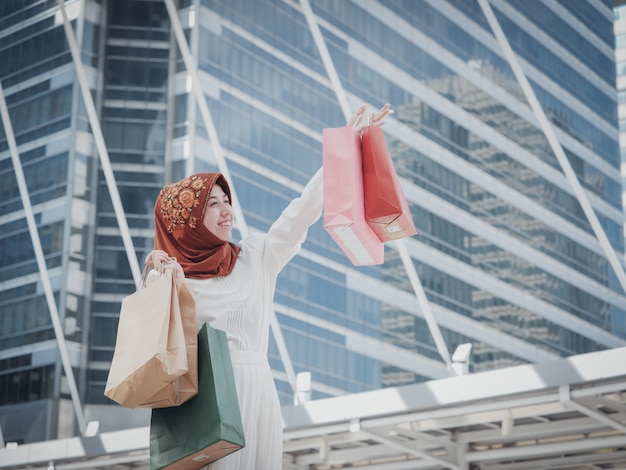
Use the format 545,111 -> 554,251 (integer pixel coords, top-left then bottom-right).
1,0 -> 624,445
617,0 -> 626,253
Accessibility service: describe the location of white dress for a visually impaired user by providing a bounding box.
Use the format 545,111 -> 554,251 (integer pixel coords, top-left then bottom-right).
185,169 -> 323,470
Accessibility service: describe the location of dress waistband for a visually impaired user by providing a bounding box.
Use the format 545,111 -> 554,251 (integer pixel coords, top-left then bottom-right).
229,350 -> 269,366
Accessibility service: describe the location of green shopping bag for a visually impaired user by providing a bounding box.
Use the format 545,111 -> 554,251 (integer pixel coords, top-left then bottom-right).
150,323 -> 245,469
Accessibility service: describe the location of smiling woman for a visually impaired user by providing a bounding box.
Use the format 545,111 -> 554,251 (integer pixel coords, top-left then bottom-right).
143,103 -> 393,469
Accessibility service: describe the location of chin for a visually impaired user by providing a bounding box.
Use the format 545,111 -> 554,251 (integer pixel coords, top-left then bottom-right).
218,231 -> 232,242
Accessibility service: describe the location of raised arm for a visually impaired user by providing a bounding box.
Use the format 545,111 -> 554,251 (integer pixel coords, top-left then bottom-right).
262,103 -> 394,274
262,167 -> 324,275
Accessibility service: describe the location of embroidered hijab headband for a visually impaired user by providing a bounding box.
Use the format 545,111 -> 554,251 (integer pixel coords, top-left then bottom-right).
154,172 -> 240,279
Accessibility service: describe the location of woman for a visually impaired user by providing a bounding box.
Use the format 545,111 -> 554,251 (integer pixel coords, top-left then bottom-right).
145,103 -> 393,469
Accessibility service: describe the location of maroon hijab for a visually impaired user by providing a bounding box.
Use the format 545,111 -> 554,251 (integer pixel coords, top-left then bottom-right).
154,172 -> 240,279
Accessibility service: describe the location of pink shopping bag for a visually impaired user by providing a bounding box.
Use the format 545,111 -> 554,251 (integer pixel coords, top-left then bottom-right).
323,126 -> 384,266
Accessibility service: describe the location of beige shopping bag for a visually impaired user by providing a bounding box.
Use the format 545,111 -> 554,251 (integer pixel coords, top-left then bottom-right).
105,268 -> 198,409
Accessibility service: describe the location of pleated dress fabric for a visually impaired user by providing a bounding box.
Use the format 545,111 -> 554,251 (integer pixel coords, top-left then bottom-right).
185,169 -> 323,469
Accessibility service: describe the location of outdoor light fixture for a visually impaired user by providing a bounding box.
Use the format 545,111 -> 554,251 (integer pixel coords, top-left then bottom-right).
294,371 -> 312,405
85,421 -> 100,437
451,343 -> 472,376
349,418 -> 360,433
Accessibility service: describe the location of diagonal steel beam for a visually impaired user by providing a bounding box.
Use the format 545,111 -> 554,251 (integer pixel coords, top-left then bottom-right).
0,79 -> 87,436
56,0 -> 141,285
478,0 -> 626,295
299,0 -> 453,369
560,385 -> 626,434
362,428 -> 460,470
163,0 -> 299,393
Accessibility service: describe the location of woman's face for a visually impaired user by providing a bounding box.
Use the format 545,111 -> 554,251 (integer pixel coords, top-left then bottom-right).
203,184 -> 233,241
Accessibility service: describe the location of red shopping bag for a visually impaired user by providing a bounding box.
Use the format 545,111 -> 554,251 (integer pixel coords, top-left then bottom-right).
323,126 -> 384,266
361,125 -> 417,242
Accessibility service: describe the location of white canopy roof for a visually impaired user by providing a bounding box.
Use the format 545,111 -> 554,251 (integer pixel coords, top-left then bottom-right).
282,346 -> 626,469
1,347 -> 626,469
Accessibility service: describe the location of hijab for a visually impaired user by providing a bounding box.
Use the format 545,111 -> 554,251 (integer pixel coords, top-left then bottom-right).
154,172 -> 240,279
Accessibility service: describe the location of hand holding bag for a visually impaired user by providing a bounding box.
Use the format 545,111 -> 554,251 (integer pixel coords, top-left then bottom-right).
361,125 -> 418,241
323,124 -> 384,266
150,322 -> 245,469
104,267 -> 198,409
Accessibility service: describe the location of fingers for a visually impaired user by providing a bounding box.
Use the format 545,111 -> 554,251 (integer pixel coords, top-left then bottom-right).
159,258 -> 185,281
145,250 -> 173,271
173,263 -> 185,281
347,103 -> 368,127
145,250 -> 185,279
349,103 -> 393,131
370,103 -> 394,127
353,116 -> 369,135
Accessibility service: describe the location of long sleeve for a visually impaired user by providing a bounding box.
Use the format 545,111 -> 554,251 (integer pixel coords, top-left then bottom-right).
261,167 -> 323,275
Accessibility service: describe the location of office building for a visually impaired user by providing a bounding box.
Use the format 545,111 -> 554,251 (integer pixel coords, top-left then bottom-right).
0,0 -> 623,447
616,0 -> 626,249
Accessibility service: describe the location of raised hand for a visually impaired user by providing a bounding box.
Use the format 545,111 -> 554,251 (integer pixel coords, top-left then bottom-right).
348,103 -> 394,134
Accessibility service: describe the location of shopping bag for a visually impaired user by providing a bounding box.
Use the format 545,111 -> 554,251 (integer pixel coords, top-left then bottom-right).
104,268 -> 198,409
361,125 -> 418,241
138,279 -> 198,409
323,125 -> 384,266
150,323 -> 245,469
